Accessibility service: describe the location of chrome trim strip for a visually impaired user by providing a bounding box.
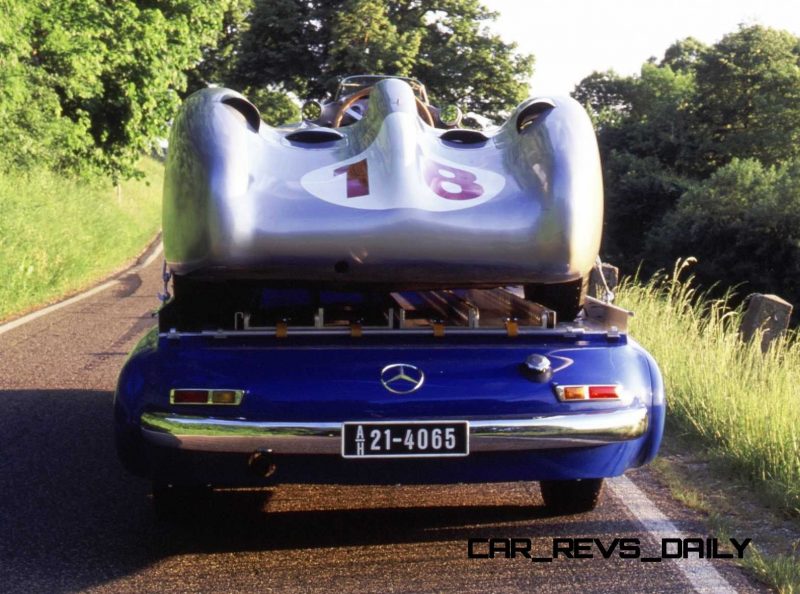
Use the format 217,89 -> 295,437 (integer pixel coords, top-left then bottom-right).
159,327 -> 622,339
140,405 -> 648,455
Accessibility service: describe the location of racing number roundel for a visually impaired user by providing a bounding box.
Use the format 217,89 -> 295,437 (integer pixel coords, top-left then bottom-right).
300,116 -> 505,212
330,156 -> 490,202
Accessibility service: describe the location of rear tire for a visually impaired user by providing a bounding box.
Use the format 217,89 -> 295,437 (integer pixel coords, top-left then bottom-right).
523,276 -> 588,322
539,478 -> 604,514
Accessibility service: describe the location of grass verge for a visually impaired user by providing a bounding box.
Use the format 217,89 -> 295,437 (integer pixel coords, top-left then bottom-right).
616,260 -> 800,591
652,438 -> 800,593
0,158 -> 163,322
615,260 -> 800,516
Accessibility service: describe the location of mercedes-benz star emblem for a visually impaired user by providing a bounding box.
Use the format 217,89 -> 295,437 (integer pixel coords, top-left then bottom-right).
380,363 -> 425,394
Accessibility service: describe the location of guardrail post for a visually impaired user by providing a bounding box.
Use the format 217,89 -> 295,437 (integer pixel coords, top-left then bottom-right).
588,263 -> 619,300
740,293 -> 793,352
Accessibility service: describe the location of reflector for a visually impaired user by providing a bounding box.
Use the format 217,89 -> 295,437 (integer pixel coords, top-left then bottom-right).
210,390 -> 238,405
561,386 -> 589,400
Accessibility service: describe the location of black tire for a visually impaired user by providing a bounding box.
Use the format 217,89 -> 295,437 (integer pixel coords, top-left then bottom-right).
523,276 -> 588,322
152,483 -> 212,521
539,478 -> 604,514
114,422 -> 149,477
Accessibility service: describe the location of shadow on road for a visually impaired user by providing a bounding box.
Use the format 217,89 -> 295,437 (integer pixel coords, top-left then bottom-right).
0,389 -> 642,593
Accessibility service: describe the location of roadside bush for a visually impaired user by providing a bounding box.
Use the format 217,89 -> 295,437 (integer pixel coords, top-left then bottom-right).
644,158 -> 800,308
0,1 -> 237,180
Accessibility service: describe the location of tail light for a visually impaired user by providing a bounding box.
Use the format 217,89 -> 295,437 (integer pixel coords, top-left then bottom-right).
554,384 -> 622,402
170,389 -> 244,405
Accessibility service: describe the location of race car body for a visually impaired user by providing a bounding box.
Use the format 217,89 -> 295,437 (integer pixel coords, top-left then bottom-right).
163,76 -> 602,288
116,76 -> 662,516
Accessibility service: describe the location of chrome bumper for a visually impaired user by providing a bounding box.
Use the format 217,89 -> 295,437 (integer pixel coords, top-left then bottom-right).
140,406 -> 649,455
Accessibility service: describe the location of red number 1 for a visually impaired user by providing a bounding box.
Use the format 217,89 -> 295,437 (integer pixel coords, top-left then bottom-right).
333,159 -> 369,198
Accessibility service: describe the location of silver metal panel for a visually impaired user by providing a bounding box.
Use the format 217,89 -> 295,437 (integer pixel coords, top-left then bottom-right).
140,405 -> 648,455
163,78 -> 603,286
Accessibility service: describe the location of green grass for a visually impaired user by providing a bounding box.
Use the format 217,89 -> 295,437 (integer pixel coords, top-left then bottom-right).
652,451 -> 800,593
0,158 -> 163,321
745,545 -> 800,594
707,505 -> 800,594
616,259 -> 800,516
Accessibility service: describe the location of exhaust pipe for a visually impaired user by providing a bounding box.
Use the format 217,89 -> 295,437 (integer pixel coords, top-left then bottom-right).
248,449 -> 277,478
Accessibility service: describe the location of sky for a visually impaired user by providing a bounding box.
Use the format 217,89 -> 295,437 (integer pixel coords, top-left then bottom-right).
482,0 -> 800,96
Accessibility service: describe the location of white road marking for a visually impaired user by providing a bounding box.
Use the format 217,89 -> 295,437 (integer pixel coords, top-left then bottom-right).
0,242 -> 163,337
138,240 -> 165,269
609,475 -> 736,593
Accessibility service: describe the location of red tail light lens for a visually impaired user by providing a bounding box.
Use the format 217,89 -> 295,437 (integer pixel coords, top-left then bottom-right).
588,385 -> 621,399
171,389 -> 209,404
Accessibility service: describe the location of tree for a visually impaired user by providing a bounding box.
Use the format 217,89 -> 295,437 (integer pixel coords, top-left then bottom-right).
571,70 -> 634,129
572,63 -> 695,268
0,2 -> 94,172
690,25 -> 800,172
645,158 -> 800,306
572,26 -> 800,283
1,1 -> 240,179
600,151 -> 693,268
245,86 -> 300,126
184,0 -> 254,94
226,0 -> 533,120
389,0 -> 533,116
660,36 -> 707,73
228,0 -> 330,99
328,0 -> 420,77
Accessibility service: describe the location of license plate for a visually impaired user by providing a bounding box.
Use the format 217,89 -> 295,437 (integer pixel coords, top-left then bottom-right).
341,421 -> 469,458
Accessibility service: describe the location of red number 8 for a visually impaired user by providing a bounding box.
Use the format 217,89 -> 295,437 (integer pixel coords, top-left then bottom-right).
423,159 -> 483,200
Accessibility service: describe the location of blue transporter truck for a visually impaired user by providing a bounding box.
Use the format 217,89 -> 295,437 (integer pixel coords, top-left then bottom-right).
114,76 -> 665,516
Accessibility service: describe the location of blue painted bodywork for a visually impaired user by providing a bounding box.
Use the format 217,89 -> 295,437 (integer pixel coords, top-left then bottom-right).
114,328 -> 665,486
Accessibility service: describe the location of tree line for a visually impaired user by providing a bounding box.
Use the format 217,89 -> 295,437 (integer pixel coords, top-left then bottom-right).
573,25 -> 800,309
3,4 -> 798,308
0,0 -> 234,179
0,0 -> 532,180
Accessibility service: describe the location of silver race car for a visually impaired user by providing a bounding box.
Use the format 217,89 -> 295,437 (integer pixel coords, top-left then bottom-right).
163,75 -> 603,317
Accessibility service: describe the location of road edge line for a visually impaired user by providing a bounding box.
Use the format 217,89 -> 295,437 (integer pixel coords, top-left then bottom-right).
0,242 -> 163,337
609,475 -> 736,593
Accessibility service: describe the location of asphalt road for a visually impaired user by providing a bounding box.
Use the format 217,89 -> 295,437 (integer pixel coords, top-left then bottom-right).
0,245 -> 766,594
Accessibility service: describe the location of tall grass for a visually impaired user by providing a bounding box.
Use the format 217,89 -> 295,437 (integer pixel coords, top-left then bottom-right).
616,260 -> 800,515
0,158 -> 163,321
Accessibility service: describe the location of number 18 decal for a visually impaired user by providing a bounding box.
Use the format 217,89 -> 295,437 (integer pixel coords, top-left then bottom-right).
303,149 -> 504,211
332,156 -> 487,201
